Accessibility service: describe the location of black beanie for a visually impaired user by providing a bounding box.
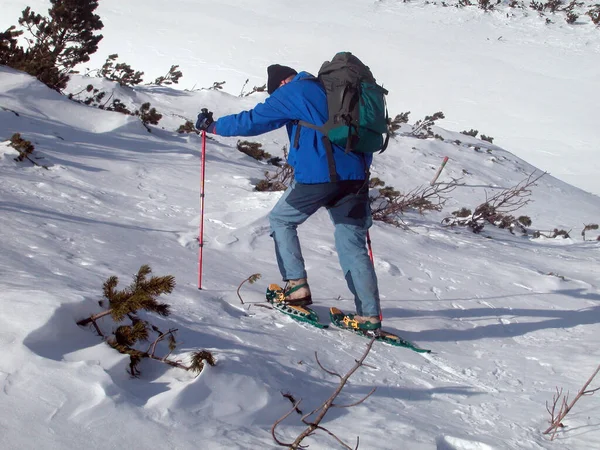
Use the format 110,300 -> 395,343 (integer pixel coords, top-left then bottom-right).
267,64 -> 297,94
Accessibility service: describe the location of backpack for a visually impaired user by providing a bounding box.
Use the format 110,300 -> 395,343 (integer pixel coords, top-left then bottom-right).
297,52 -> 390,155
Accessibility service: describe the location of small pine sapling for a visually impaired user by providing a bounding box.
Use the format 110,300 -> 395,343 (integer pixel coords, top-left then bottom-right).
153,65 -> 183,85
552,228 -> 571,238
8,133 -> 48,169
77,264 -> 173,328
581,223 -> 599,241
587,5 -> 600,25
237,140 -> 272,161
239,79 -> 267,97
461,129 -> 479,137
478,0 -> 501,10
98,54 -> 144,87
77,265 -> 215,376
106,98 -> 133,115
565,11 -> 578,23
452,207 -> 472,218
388,112 -> 411,136
410,111 -> 445,139
177,120 -> 199,134
136,102 -> 163,132
208,81 -> 226,90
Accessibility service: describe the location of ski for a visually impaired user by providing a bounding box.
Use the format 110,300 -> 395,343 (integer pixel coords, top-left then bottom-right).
329,307 -> 431,353
266,284 -> 328,329
264,285 -> 431,353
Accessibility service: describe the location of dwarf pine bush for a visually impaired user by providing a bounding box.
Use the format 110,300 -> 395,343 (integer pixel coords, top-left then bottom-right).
77,265 -> 215,376
0,1 -> 104,91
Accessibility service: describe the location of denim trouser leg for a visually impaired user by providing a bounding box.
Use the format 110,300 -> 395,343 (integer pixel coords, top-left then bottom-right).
268,183 -> 319,280
268,180 -> 381,318
329,197 -> 381,318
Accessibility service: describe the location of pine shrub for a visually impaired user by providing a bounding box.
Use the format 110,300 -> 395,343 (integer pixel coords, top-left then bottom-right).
237,140 -> 272,161
8,133 -> 49,169
98,54 -> 144,87
388,112 -> 411,136
410,112 -> 445,139
0,1 -> 104,91
461,129 -> 479,137
153,65 -> 183,86
587,4 -> 600,24
77,265 -> 216,376
177,120 -> 199,134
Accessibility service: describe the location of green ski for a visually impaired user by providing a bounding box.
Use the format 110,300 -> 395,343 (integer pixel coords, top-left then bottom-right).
329,307 -> 431,353
266,284 -> 328,329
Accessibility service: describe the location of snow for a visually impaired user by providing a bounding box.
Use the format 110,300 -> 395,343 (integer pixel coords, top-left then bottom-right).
1,1 -> 600,449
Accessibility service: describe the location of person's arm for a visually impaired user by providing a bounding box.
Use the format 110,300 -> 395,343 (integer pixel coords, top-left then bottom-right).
213,92 -> 292,137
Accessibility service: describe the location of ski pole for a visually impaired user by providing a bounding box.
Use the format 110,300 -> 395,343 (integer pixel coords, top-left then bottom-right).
198,130 -> 207,289
430,156 -> 449,185
366,230 -> 374,265
366,230 -> 383,321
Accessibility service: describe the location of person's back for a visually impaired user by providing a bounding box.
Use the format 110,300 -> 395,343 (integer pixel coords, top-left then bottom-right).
212,71 -> 372,184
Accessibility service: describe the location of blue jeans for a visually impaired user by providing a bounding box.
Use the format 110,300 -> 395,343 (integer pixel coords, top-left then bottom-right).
268,180 -> 381,317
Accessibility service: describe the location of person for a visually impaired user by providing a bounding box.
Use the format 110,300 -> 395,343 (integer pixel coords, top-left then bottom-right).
196,64 -> 382,331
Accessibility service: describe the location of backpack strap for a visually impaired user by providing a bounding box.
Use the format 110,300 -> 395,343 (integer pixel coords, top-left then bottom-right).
320,136 -> 339,182
293,120 -> 339,182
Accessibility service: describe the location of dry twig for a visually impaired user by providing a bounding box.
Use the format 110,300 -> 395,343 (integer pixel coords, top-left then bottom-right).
237,273 -> 261,304
543,364 -> 600,440
442,171 -> 545,233
370,180 -> 462,227
272,337 -> 377,449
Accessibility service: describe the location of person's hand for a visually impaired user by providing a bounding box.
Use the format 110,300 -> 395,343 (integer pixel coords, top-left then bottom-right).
196,108 -> 214,131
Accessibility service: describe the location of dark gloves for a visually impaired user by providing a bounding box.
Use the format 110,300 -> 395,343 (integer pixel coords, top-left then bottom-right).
196,108 -> 215,132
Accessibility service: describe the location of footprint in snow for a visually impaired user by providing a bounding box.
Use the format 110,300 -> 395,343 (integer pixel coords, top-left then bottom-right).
375,259 -> 403,276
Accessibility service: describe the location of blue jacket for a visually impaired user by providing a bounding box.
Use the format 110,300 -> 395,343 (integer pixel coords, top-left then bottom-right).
212,72 -> 372,184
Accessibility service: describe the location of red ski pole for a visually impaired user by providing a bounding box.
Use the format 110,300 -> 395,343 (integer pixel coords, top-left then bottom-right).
198,130 -> 207,289
366,230 -> 383,320
366,230 -> 374,265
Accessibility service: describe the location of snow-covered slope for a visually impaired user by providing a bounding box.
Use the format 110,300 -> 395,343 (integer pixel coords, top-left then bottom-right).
4,0 -> 599,195
2,61 -> 600,450
2,0 -> 600,448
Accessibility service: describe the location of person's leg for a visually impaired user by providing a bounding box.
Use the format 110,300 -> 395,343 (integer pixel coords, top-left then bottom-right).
269,181 -> 337,284
328,183 -> 381,319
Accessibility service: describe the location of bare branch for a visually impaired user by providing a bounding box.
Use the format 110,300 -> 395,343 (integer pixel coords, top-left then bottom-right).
237,273 -> 261,304
313,425 -> 355,450
443,172 -> 545,234
271,400 -> 302,447
371,178 -> 463,227
315,351 -> 342,379
273,337 -> 377,448
334,387 -> 377,408
146,328 -> 178,357
583,387 -> 600,395
544,364 -> 600,440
